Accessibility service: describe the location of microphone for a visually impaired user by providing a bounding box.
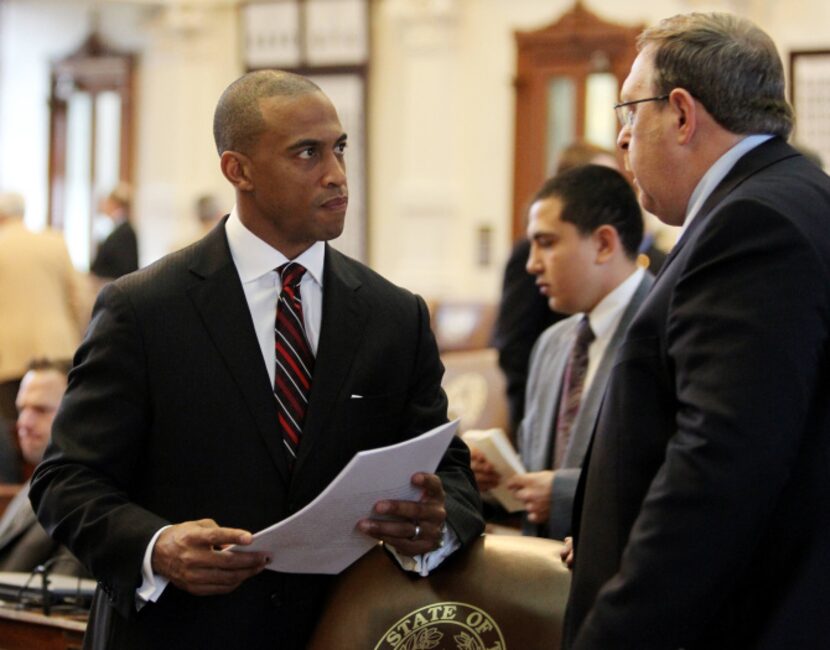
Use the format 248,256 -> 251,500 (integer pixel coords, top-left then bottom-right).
32,557 -> 61,616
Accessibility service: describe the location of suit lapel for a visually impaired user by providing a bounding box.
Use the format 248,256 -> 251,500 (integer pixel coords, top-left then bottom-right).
186,224 -> 291,484
562,273 -> 655,468
531,320 -> 576,471
293,246 -> 367,477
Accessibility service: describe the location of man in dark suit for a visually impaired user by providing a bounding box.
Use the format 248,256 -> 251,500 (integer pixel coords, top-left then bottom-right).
30,70 -> 483,649
90,183 -> 138,281
0,358 -> 83,576
566,13 -> 830,649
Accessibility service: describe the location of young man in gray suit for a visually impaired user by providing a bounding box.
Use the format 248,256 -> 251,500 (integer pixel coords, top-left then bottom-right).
473,165 -> 653,541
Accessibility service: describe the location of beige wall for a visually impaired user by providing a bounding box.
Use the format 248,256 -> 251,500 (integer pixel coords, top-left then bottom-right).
0,0 -> 825,301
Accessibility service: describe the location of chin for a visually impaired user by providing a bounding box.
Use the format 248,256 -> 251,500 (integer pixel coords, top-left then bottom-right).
323,217 -> 346,240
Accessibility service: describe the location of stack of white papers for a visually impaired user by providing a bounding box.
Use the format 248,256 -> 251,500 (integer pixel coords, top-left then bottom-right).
230,419 -> 459,574
462,428 -> 526,512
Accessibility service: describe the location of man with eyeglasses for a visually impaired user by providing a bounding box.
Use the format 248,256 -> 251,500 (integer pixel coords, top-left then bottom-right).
565,13 -> 830,650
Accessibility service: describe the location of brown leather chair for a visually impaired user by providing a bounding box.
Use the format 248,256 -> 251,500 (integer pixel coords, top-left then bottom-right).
308,534 -> 570,650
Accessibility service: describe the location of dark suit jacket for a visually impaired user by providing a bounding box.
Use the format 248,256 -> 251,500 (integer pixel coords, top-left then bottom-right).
30,223 -> 483,649
566,138 -> 830,649
91,220 -> 138,279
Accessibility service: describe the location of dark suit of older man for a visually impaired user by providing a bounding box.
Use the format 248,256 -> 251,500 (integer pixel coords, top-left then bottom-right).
566,13 -> 830,650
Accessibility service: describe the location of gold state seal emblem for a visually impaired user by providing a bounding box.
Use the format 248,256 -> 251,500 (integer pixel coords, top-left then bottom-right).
375,601 -> 505,650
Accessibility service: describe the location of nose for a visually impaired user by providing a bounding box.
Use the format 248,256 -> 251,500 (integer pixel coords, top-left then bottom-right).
617,124 -> 630,152
525,243 -> 541,276
323,151 -> 347,189
16,409 -> 33,435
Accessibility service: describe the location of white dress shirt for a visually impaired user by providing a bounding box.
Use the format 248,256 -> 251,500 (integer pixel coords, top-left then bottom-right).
583,266 -> 646,392
681,134 -> 773,240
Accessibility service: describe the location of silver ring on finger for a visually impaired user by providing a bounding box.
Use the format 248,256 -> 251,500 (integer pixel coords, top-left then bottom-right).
411,523 -> 421,541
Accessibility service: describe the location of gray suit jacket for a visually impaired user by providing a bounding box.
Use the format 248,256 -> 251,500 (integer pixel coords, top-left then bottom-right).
0,481 -> 84,575
517,272 -> 653,539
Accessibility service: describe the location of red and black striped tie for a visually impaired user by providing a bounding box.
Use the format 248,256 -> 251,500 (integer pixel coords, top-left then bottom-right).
274,262 -> 314,466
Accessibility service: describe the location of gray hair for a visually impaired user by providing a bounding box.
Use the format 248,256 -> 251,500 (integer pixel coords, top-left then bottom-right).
213,70 -> 321,155
638,13 -> 793,138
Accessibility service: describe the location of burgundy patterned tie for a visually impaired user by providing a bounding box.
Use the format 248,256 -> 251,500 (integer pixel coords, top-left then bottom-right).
553,316 -> 595,469
274,263 -> 314,466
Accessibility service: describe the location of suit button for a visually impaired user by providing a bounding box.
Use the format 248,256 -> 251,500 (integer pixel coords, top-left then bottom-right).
270,593 -> 282,608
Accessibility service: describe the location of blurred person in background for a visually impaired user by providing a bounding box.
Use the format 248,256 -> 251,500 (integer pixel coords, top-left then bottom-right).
90,182 -> 138,282
0,191 -> 89,433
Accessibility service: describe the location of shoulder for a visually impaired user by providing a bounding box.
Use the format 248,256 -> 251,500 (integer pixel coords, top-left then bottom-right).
528,314 -> 580,372
536,313 -> 581,351
326,247 -> 425,310
104,237 -> 214,309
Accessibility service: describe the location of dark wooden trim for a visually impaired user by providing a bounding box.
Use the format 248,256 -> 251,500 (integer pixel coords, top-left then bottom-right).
789,49 -> 830,108
46,32 -> 135,262
512,2 -> 641,240
239,0 -> 371,261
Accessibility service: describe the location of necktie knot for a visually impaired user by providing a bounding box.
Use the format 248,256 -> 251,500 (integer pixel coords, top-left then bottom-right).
278,263 -> 306,292
575,316 -> 595,349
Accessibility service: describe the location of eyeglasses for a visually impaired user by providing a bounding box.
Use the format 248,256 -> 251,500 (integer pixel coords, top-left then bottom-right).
613,95 -> 670,127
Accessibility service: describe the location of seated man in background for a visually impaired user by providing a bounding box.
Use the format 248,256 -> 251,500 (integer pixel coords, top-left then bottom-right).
0,359 -> 85,576
474,165 -> 653,540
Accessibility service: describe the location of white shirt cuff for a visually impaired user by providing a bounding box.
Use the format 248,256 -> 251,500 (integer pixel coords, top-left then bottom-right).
135,525 -> 171,610
386,523 -> 460,577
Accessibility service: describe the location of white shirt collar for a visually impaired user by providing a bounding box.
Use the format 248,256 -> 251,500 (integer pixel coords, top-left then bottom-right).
225,206 -> 325,287
587,266 -> 645,341
681,134 -> 773,239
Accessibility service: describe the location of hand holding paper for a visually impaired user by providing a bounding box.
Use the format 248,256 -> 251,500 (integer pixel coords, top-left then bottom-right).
462,428 -> 526,513
470,448 -> 501,491
228,420 -> 459,574
506,470 -> 554,523
356,471 -> 447,555
152,519 -> 269,596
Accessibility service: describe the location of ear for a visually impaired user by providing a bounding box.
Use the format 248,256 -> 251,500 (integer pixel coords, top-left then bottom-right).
668,88 -> 697,145
220,151 -> 255,191
592,224 -> 619,264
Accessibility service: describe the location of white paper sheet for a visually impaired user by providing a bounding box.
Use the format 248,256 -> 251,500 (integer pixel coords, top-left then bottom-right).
229,419 -> 459,574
